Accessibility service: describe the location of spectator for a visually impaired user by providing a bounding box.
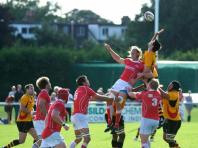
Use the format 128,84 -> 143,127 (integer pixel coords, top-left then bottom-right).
185,90 -> 193,122
179,89 -> 185,121
14,84 -> 24,121
4,86 -> 16,124
8,85 -> 16,97
4,95 -> 14,124
33,91 -> 37,111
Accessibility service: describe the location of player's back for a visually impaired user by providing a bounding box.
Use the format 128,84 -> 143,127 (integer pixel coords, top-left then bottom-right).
141,90 -> 161,120
73,85 -> 96,115
143,50 -> 158,78
35,89 -> 50,120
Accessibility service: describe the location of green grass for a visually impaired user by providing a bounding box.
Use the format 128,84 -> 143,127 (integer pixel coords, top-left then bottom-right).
0,107 -> 198,148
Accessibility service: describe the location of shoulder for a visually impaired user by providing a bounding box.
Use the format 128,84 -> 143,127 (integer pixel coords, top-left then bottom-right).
54,101 -> 65,108
124,58 -> 132,64
21,94 -> 28,100
38,89 -> 49,98
168,91 -> 179,99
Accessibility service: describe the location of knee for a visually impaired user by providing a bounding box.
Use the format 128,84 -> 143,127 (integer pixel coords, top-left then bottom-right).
84,136 -> 91,143
19,139 -> 25,144
120,133 -> 125,141
75,137 -> 82,144
164,133 -> 175,144
75,135 -> 82,144
163,136 -> 168,143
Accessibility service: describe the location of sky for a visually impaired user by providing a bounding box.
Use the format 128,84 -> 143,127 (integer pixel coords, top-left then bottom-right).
41,0 -> 151,24
2,0 -> 151,24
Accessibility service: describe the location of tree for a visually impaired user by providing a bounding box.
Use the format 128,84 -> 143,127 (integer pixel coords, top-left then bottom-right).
35,23 -> 75,48
5,0 -> 63,23
121,16 -> 131,25
65,9 -> 113,24
126,0 -> 198,55
0,4 -> 15,49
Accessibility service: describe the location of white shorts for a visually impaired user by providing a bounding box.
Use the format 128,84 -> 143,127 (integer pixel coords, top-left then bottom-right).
111,79 -> 132,93
71,113 -> 89,130
40,132 -> 65,147
140,117 -> 159,135
33,120 -> 45,136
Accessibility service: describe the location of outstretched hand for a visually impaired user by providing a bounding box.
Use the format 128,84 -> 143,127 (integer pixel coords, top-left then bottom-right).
156,28 -> 165,35
104,43 -> 111,50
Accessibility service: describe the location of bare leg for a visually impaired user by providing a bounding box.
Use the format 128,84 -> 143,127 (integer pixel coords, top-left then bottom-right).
70,129 -> 82,148
29,128 -> 41,148
140,134 -> 150,148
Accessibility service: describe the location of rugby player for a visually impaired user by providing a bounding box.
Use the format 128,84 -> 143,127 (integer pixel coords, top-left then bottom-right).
69,75 -> 113,148
40,88 -> 69,148
3,84 -> 40,148
34,76 -> 51,137
133,29 -> 165,141
104,97 -> 127,148
104,43 -> 148,134
128,79 -> 162,148
159,81 -> 182,148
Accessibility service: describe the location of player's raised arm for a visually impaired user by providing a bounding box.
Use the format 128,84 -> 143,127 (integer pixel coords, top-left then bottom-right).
159,87 -> 170,99
150,28 -> 165,42
104,43 -> 124,64
91,93 -> 114,102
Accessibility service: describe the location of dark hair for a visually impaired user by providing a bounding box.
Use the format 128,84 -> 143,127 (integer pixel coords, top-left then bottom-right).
36,76 -> 50,90
25,84 -> 34,90
170,80 -> 181,91
152,40 -> 161,52
76,75 -> 87,86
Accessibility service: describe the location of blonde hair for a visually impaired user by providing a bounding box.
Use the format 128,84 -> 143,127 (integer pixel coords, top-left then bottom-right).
128,46 -> 142,59
149,79 -> 159,90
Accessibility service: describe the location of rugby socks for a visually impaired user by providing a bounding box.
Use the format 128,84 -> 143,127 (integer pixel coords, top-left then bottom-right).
142,142 -> 149,148
81,143 -> 87,148
147,140 -> 151,147
4,139 -> 20,148
187,115 -> 191,122
117,142 -> 124,148
114,111 -> 121,128
111,140 -> 118,147
135,128 -> 140,139
32,139 -> 41,148
70,141 -> 76,148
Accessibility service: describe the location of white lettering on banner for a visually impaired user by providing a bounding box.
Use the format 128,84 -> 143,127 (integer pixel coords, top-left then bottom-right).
88,102 -> 142,123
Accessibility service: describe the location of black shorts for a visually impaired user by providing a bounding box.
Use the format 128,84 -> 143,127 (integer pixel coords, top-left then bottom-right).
163,119 -> 181,135
16,121 -> 34,133
105,114 -> 125,129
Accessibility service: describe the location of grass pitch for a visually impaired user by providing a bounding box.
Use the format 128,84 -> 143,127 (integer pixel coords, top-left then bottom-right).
0,107 -> 198,148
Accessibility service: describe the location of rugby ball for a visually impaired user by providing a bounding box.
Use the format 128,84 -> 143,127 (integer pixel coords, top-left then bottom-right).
144,11 -> 154,22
